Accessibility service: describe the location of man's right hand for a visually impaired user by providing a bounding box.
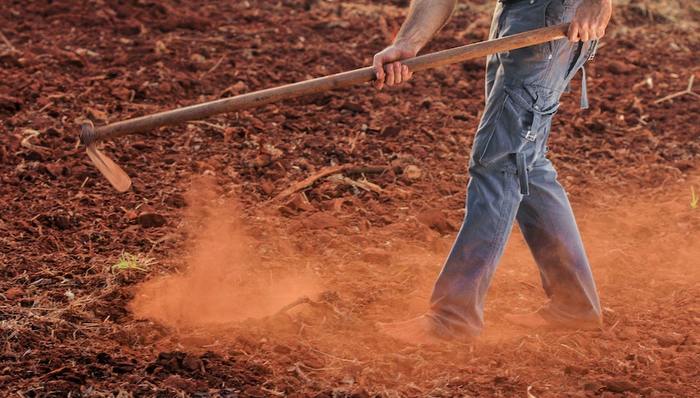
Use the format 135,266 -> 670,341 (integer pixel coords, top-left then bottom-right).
372,43 -> 418,90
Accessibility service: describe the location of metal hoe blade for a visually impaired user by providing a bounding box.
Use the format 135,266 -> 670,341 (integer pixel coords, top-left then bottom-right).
81,122 -> 132,192
86,145 -> 131,192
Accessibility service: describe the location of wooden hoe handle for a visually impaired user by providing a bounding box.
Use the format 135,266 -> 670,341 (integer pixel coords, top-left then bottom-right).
80,23 -> 569,192
80,23 -> 568,145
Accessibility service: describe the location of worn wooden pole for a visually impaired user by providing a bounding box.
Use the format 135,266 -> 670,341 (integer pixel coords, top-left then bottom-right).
81,23 -> 569,145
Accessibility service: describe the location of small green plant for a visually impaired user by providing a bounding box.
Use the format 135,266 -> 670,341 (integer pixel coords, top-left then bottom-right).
111,252 -> 155,273
691,186 -> 698,209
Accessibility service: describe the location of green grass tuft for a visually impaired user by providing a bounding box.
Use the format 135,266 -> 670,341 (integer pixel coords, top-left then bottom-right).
111,252 -> 155,273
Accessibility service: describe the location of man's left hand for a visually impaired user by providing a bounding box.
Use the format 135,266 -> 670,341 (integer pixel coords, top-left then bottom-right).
568,0 -> 612,42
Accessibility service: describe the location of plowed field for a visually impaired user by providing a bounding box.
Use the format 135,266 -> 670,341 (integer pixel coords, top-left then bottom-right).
1,1 -> 698,397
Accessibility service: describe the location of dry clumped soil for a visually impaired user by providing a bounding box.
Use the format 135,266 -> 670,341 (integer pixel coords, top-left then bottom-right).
1,0 -> 699,397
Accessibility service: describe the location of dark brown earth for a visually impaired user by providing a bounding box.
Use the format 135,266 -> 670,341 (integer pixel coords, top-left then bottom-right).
1,0 -> 699,397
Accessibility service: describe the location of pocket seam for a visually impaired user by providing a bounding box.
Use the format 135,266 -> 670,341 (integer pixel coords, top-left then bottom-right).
476,94 -> 508,167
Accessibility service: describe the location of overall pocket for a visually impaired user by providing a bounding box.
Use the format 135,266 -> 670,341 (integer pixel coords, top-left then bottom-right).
475,85 -> 559,168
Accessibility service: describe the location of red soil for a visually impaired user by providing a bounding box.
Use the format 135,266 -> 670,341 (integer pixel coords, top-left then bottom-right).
1,1 -> 698,396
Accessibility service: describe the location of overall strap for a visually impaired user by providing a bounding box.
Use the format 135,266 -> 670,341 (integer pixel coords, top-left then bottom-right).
580,66 -> 589,109
516,152 -> 530,196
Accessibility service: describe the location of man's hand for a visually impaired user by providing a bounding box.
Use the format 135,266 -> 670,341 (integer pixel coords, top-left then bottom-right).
373,43 -> 418,90
568,0 -> 612,42
372,0 -> 456,90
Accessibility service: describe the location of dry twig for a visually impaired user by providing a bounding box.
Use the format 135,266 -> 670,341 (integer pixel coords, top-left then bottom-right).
308,346 -> 363,364
0,30 -> 17,52
293,362 -> 312,383
276,296 -> 314,315
20,129 -> 51,154
527,385 -> 538,398
655,75 -> 699,104
192,120 -> 228,132
274,165 -> 347,201
260,387 -> 285,397
273,164 -> 388,201
327,173 -> 383,194
199,55 -> 226,79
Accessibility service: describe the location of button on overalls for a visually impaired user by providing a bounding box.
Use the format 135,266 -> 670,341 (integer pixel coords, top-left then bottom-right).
427,0 -> 602,337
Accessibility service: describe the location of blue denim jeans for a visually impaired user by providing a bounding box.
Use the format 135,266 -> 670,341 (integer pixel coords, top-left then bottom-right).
428,0 -> 602,338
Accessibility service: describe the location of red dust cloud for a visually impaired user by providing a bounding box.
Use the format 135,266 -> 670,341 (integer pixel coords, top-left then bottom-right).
130,181 -> 322,329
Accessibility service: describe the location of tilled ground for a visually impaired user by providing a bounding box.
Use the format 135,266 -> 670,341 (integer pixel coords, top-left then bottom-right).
1,0 -> 699,397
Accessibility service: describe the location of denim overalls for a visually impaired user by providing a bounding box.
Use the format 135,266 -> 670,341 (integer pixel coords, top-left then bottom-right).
427,0 -> 602,337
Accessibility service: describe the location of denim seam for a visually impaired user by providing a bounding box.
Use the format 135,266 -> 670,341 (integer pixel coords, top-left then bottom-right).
541,0 -> 557,81
482,171 -> 518,271
527,165 -> 563,236
476,94 -> 508,167
526,173 -> 593,319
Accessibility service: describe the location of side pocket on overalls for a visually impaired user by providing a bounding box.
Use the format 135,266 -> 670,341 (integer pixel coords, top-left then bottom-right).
506,85 -> 560,145
476,85 -> 559,168
476,85 -> 559,194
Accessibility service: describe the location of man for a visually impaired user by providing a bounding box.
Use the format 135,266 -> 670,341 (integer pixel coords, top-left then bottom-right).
373,0 -> 612,344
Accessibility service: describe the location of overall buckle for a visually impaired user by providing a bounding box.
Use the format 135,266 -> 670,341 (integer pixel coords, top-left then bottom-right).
524,130 -> 537,141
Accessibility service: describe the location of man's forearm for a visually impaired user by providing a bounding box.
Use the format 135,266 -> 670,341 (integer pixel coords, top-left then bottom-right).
394,0 -> 458,53
372,0 -> 458,88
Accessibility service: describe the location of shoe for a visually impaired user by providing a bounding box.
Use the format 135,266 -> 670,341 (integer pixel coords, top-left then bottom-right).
376,315 -> 448,346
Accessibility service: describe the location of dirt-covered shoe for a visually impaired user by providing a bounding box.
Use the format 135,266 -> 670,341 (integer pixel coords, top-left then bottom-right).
376,315 -> 447,346
504,311 -> 601,331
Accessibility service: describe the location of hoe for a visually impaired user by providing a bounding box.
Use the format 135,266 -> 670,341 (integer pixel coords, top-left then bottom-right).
80,24 -> 570,192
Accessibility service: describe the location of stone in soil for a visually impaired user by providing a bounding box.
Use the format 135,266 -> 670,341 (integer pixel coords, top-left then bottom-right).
137,212 -> 167,228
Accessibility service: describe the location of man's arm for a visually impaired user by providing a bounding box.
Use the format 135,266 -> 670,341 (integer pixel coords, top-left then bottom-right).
373,0 -> 457,89
373,0 -> 611,89
568,0 -> 612,42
